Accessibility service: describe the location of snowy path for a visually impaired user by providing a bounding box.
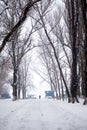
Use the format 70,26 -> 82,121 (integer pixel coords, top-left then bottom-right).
0,99 -> 87,130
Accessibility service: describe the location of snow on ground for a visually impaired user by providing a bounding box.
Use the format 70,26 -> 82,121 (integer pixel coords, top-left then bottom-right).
0,98 -> 87,130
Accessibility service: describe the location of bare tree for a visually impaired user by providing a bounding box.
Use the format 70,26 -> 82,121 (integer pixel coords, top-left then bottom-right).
64,0 -> 80,103
35,1 -> 71,102
0,0 -> 43,100
38,32 -> 61,99
0,0 -> 41,52
80,0 -> 87,105
8,26 -> 38,100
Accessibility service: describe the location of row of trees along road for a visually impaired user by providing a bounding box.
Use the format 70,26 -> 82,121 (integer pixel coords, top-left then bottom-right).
0,0 -> 87,104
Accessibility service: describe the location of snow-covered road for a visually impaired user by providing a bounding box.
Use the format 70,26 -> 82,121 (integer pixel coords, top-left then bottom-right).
0,99 -> 87,130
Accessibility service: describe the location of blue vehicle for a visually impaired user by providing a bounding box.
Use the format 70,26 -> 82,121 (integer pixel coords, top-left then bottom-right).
0,93 -> 11,99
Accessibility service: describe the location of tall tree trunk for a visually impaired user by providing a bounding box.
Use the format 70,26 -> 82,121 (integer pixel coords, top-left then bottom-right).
60,76 -> 64,101
68,0 -> 79,103
57,78 -> 61,100
17,69 -> 21,99
12,39 -> 18,101
22,87 -> 26,99
81,0 -> 87,105
13,67 -> 18,101
18,88 -> 21,99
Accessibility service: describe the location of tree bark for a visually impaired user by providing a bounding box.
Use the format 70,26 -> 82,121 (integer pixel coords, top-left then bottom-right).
12,68 -> 18,101
67,0 -> 79,103
81,0 -> 87,105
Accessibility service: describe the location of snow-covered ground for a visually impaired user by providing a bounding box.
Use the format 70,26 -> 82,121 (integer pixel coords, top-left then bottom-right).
0,98 -> 87,130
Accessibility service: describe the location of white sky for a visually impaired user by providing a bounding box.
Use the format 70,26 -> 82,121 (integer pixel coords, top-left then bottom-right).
27,48 -> 51,98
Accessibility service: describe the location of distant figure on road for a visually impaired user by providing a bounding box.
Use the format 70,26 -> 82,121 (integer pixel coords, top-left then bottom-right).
39,95 -> 41,99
